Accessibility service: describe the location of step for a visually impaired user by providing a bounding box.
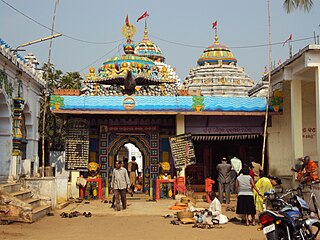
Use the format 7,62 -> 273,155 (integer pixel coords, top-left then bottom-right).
0,176 -> 8,184
12,190 -> 32,201
31,205 -> 51,222
24,198 -> 41,208
0,183 -> 21,193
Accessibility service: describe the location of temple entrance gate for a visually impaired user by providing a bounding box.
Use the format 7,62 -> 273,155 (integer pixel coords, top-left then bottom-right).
99,126 -> 160,196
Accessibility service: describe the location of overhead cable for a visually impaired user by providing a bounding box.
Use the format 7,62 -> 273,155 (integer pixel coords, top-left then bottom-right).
150,34 -> 315,49
77,41 -> 125,72
0,0 -> 124,45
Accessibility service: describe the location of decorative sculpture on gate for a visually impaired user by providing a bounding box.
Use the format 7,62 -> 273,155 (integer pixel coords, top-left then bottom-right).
85,162 -> 101,199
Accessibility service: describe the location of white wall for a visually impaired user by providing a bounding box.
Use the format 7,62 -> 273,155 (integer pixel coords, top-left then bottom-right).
0,50 -> 43,181
268,81 -> 293,177
268,77 -> 318,180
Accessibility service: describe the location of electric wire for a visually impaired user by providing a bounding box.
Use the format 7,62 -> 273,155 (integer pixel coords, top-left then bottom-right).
150,34 -> 315,49
1,0 -> 315,49
0,0 -> 124,45
77,41 -> 125,73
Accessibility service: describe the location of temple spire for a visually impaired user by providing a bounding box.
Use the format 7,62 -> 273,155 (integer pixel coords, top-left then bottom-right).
143,17 -> 149,40
212,20 -> 219,44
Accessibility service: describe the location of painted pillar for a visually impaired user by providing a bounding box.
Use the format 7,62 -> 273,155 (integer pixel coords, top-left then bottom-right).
315,66 -> 320,176
176,114 -> 185,178
290,80 -> 303,184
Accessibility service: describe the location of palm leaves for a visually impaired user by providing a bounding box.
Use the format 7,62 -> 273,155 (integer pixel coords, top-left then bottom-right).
283,0 -> 314,13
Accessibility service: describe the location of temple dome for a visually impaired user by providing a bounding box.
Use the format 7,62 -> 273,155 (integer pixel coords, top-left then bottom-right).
184,34 -> 253,97
134,27 -> 165,62
97,39 -> 155,78
197,36 -> 237,66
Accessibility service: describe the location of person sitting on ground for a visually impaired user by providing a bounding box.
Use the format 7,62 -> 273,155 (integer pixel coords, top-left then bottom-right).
208,190 -> 228,224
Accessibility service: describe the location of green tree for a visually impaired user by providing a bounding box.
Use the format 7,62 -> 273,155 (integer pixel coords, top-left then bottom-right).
283,0 -> 313,13
39,64 -> 82,157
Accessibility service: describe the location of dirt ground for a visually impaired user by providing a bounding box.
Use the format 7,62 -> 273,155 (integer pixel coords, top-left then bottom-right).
0,215 -> 264,240
0,198 -> 265,240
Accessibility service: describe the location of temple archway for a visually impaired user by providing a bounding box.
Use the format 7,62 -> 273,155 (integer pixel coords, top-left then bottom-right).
107,134 -> 151,193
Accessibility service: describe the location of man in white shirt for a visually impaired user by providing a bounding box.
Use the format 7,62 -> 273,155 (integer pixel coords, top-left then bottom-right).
111,160 -> 131,211
230,156 -> 242,194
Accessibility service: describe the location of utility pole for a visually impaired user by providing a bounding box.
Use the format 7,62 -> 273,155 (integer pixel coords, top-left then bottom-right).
261,0 -> 273,170
42,0 -> 60,177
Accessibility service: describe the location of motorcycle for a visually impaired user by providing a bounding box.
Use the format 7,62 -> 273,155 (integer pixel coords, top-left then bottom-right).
258,188 -> 320,240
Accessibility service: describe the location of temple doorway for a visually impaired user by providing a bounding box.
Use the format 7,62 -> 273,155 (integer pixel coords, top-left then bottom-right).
116,143 -> 144,193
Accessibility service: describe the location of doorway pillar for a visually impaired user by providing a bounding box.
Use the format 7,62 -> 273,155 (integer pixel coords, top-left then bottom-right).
176,114 -> 185,178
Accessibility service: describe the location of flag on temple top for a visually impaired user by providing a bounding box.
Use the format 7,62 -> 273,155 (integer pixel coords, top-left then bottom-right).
212,21 -> 218,29
278,59 -> 282,65
137,11 -> 149,22
282,34 -> 292,46
125,14 -> 129,26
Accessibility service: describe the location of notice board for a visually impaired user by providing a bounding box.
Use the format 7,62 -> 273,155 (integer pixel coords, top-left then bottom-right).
169,133 -> 196,168
65,118 -> 89,170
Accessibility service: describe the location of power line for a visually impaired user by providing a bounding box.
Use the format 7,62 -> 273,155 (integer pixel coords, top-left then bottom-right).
1,0 -> 315,49
0,0 -> 124,45
77,41 -> 125,73
150,34 -> 315,49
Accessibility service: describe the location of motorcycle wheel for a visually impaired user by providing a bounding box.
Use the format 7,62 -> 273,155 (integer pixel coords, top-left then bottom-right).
266,227 -> 288,240
312,195 -> 320,219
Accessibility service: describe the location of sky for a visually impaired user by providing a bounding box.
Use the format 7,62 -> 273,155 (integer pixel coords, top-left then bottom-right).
0,0 -> 319,83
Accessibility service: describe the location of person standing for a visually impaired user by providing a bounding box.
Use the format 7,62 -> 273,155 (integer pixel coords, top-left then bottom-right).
111,160 -> 131,211
254,176 -> 282,213
236,167 -> 261,226
251,159 -> 263,183
230,156 -> 242,193
216,157 -> 232,204
128,156 -> 139,193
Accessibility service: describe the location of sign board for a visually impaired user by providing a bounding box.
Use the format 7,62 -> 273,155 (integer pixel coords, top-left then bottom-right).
54,89 -> 80,96
65,118 -> 89,170
169,133 -> 196,168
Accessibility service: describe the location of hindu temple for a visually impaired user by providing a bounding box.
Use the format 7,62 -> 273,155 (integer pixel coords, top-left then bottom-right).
50,19 -> 269,197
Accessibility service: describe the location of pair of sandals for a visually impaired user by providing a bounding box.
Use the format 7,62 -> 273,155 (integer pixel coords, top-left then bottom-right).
170,220 -> 180,225
83,212 -> 92,218
226,206 -> 236,212
192,223 -> 221,229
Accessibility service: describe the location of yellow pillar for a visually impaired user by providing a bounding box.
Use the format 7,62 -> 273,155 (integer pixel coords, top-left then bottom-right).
176,114 -> 185,135
175,115 -> 186,178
